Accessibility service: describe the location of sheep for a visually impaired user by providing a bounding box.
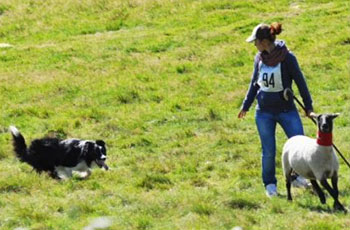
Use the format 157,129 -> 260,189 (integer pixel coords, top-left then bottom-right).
282,113 -> 346,212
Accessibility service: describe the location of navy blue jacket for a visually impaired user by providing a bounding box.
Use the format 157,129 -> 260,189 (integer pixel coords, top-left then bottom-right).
242,42 -> 313,113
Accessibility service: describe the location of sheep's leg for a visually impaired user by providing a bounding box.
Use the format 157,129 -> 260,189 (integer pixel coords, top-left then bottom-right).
310,180 -> 325,204
285,169 -> 293,201
320,179 -> 345,212
331,173 -> 339,199
286,179 -> 292,201
330,174 -> 346,212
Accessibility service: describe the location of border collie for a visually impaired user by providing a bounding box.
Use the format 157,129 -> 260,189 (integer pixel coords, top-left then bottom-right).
9,126 -> 108,179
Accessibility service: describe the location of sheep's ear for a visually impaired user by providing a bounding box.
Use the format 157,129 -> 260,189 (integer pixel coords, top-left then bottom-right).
330,113 -> 340,119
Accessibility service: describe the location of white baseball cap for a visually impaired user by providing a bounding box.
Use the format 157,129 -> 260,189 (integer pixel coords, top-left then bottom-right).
246,23 -> 264,43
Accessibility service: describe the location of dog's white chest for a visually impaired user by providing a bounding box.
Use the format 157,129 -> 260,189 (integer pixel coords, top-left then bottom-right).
71,161 -> 89,171
55,161 -> 90,179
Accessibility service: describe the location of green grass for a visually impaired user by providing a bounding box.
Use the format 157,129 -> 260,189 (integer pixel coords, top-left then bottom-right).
0,0 -> 350,229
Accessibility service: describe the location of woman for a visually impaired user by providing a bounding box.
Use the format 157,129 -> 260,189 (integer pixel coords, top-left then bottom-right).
238,22 -> 314,197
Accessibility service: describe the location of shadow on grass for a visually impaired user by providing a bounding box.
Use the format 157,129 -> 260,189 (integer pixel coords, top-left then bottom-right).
297,202 -> 334,213
224,197 -> 261,210
280,188 -> 348,214
278,190 -> 333,213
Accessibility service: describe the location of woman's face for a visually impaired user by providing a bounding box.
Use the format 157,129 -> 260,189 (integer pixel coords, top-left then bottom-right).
254,39 -> 265,52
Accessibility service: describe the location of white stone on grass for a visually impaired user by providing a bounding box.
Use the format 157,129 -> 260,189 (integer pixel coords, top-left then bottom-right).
83,217 -> 113,230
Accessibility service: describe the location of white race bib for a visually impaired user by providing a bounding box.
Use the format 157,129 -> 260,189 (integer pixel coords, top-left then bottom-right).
257,61 -> 283,92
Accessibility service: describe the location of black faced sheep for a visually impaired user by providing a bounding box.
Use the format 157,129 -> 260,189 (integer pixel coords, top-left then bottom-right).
282,113 -> 345,212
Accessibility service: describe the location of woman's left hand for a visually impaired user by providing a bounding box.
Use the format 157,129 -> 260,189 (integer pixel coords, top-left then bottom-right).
306,110 -> 316,118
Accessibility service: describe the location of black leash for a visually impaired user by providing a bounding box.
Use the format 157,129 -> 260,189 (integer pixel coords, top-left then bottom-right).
284,88 -> 350,169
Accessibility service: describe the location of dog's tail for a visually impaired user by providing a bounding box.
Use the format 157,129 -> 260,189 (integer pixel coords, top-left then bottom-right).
9,126 -> 28,162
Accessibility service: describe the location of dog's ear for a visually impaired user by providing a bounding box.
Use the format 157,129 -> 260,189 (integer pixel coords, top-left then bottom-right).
96,140 -> 105,147
82,142 -> 95,156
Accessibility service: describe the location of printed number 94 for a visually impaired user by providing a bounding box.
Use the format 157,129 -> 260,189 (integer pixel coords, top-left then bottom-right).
262,73 -> 275,88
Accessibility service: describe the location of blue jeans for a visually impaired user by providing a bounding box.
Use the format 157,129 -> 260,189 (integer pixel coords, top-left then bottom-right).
255,109 -> 304,186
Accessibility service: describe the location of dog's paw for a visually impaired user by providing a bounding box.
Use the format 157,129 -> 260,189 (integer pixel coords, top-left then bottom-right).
74,170 -> 91,179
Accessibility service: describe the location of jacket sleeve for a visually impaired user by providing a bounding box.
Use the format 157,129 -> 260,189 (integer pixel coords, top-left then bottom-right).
287,52 -> 313,111
241,55 -> 260,111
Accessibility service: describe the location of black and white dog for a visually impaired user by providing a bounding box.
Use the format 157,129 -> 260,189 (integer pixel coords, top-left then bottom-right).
9,126 -> 108,179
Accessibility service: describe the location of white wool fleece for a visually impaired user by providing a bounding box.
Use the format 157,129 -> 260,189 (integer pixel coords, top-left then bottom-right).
282,135 -> 339,181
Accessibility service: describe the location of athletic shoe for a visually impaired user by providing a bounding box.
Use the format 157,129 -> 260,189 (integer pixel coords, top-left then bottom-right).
265,184 -> 278,198
292,176 -> 312,188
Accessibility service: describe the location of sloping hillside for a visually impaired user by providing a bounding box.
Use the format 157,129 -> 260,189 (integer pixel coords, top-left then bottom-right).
0,0 -> 349,229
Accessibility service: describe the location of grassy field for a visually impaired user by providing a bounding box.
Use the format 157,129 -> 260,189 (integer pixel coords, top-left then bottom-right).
0,0 -> 349,229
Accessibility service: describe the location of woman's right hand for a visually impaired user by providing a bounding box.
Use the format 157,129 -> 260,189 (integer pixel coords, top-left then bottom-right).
238,110 -> 247,119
